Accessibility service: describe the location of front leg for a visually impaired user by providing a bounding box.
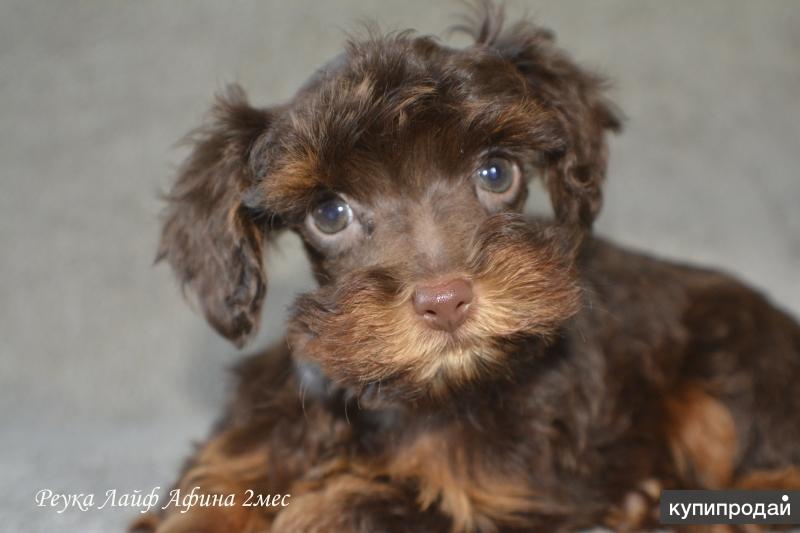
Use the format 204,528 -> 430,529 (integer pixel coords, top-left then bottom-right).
129,426 -> 276,533
129,344 -> 324,533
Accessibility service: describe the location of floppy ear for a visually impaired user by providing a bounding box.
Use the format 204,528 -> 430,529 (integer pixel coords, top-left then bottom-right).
475,10 -> 622,227
157,85 -> 275,347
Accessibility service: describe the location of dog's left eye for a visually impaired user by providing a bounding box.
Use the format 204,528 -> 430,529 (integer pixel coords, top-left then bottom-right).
475,157 -> 519,193
311,196 -> 352,234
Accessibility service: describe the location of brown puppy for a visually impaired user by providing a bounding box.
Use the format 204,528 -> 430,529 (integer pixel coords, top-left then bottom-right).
133,5 -> 800,533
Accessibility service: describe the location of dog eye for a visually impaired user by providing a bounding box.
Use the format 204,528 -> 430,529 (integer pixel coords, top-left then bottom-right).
475,157 -> 518,193
311,196 -> 352,234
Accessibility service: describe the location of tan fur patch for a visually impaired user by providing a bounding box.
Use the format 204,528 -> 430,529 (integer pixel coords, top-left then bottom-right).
380,430 -> 556,532
664,384 -> 737,489
736,466 -> 800,490
273,474 -> 401,532
184,430 -> 270,489
163,429 -> 272,533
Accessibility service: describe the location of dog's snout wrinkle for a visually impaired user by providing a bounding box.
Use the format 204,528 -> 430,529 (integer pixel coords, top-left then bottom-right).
412,278 -> 473,332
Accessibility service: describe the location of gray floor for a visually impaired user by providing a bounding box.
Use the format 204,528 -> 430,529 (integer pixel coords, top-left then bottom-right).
1,1 -> 798,532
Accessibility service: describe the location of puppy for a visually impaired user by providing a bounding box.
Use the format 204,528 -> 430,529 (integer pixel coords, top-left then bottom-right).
133,6 -> 800,533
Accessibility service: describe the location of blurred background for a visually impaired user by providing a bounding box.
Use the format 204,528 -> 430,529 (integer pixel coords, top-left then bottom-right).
1,1 -> 798,531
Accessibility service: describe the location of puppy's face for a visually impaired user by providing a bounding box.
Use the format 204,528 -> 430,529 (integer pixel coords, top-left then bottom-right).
158,14 -> 620,403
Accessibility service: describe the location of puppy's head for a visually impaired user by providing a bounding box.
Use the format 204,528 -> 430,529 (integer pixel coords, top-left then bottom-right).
158,8 -> 620,403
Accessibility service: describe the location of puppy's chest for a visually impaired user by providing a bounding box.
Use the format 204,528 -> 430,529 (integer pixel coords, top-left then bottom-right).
358,422 -> 559,531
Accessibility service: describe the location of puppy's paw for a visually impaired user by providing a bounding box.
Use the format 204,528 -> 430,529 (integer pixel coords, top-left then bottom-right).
605,478 -> 662,532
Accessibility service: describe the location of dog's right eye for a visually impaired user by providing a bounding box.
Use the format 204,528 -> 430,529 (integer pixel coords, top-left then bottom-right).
311,196 -> 352,234
476,157 -> 517,193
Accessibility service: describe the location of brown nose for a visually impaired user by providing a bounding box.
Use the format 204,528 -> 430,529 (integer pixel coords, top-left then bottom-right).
412,278 -> 473,332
